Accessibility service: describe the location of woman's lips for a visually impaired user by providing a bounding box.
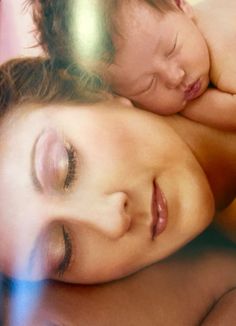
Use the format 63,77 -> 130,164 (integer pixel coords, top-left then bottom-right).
33,129 -> 68,192
151,180 -> 168,240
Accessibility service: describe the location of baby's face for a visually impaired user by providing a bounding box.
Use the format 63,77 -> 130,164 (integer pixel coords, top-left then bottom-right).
108,0 -> 210,115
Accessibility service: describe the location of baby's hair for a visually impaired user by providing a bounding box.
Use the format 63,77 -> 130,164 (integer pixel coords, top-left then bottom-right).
0,56 -> 109,117
29,0 -> 176,67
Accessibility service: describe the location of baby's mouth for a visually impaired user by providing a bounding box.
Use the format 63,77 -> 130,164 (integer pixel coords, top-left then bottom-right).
184,79 -> 201,101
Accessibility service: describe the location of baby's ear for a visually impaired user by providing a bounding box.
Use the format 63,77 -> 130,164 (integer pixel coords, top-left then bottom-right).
174,0 -> 194,20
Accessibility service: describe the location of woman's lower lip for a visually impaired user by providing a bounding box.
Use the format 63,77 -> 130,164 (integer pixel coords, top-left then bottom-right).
151,181 -> 168,240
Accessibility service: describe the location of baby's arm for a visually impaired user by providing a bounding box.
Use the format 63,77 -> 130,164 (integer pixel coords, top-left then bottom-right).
182,65 -> 236,131
182,87 -> 236,131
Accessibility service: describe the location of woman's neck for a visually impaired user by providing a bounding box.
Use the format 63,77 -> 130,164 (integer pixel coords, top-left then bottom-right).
168,115 -> 236,211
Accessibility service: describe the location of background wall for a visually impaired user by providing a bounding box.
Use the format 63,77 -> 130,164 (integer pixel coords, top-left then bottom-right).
0,0 -> 42,63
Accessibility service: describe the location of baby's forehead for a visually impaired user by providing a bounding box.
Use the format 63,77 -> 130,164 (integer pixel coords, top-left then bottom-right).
114,0 -> 161,34
111,2 -> 170,59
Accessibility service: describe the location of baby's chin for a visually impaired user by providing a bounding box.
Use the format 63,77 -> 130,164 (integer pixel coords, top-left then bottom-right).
142,102 -> 187,116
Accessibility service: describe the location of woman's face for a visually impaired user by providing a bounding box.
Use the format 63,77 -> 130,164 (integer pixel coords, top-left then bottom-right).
0,99 -> 214,283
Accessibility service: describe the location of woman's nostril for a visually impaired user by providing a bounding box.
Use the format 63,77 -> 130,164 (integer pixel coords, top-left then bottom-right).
117,192 -> 131,234
99,191 -> 131,238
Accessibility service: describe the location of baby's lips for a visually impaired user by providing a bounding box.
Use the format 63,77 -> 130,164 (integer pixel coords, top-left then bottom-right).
34,129 -> 68,191
184,79 -> 201,101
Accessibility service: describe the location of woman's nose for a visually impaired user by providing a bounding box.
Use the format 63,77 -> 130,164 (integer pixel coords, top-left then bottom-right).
89,192 -> 131,239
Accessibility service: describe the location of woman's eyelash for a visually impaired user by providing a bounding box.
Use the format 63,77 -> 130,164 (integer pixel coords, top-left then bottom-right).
64,144 -> 77,189
56,225 -> 73,278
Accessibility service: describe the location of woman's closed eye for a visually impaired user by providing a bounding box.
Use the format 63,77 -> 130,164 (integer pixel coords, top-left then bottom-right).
29,223 -> 73,279
33,129 -> 78,192
64,143 -> 77,190
54,225 -> 73,278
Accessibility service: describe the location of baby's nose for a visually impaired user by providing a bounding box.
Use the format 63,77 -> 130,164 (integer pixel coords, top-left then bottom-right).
165,66 -> 185,89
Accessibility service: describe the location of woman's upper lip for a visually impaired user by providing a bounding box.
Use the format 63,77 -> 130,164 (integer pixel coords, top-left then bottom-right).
33,129 -> 68,192
151,180 -> 168,240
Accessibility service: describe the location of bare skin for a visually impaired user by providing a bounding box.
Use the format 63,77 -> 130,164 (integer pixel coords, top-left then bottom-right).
183,0 -> 236,130
3,233 -> 236,326
0,99 -> 236,283
108,0 -> 236,130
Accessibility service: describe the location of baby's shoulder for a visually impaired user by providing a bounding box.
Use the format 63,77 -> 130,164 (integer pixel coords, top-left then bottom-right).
205,0 -> 236,89
210,46 -> 236,91
208,0 -> 236,41
199,0 -> 236,52
201,0 -> 236,19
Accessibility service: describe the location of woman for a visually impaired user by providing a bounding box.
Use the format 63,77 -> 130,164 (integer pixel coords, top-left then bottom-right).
2,236 -> 236,325
0,57 -> 235,284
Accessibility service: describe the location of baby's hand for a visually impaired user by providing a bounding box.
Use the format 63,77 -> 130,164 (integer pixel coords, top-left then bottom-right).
182,87 -> 236,131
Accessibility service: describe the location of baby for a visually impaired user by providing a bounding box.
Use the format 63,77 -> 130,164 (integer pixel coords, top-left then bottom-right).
105,0 -> 236,130
30,0 -> 236,130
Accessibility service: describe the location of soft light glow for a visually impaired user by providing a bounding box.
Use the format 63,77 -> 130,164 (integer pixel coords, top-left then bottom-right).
72,0 -> 103,62
9,280 -> 44,326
